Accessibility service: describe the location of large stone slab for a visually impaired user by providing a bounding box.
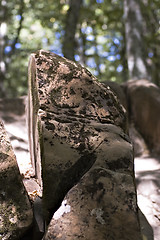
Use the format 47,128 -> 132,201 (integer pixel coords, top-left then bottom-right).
44,167 -> 142,240
0,121 -> 33,239
28,50 -> 127,221
125,79 -> 160,155
28,50 -> 142,239
42,122 -> 142,239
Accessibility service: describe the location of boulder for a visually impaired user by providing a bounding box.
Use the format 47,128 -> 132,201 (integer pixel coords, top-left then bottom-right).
0,120 -> 33,239
28,50 -> 141,239
28,50 -> 127,221
125,79 -> 160,155
44,167 -> 142,240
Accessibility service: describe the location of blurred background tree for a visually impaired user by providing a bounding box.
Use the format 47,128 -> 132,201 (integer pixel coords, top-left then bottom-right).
0,0 -> 160,97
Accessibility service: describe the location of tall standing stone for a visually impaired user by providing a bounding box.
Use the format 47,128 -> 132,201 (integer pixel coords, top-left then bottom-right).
28,50 -> 126,219
125,79 -> 160,155
28,50 -> 142,240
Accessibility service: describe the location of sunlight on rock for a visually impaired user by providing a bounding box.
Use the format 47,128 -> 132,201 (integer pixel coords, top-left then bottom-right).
53,200 -> 71,220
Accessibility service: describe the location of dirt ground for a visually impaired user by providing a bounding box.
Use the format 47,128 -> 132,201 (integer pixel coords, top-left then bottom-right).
135,156 -> 160,240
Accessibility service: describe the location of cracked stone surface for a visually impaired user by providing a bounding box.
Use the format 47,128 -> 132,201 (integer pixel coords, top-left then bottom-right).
0,98 -> 160,240
28,50 -> 128,222
28,50 -> 142,239
1,96 -> 159,239
44,167 -> 141,240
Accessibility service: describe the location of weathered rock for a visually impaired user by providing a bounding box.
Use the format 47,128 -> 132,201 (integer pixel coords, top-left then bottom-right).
44,167 -> 142,240
0,121 -> 33,240
28,50 -> 127,221
125,79 -> 160,155
28,50 -> 142,239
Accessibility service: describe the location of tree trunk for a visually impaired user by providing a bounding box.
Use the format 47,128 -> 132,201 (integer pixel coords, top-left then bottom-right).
63,0 -> 82,61
124,0 -> 149,80
0,0 -> 24,98
141,0 -> 160,86
0,0 -> 7,97
10,0 -> 25,56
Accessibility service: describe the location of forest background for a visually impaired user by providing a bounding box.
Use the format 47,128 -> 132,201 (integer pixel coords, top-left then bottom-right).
0,0 -> 160,98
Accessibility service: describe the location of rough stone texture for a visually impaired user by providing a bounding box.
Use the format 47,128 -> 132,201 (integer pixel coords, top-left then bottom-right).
0,120 -> 33,240
28,50 -> 142,239
44,167 -> 142,240
0,94 -> 155,239
28,50 -> 127,219
43,121 -> 142,240
125,79 -> 160,155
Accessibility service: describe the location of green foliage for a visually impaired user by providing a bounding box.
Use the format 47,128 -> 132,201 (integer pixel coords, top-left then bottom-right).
1,0 -> 160,97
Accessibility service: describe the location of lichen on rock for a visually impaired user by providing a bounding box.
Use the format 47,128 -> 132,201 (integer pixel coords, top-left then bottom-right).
28,50 -> 141,240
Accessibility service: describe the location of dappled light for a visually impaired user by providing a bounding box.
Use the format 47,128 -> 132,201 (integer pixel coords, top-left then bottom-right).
1,0 -> 159,97
0,0 -> 160,239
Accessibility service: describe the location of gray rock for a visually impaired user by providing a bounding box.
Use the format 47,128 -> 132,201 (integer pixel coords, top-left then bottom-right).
44,167 -> 142,240
0,121 -> 33,240
28,50 -> 127,222
125,79 -> 160,155
28,50 -> 142,239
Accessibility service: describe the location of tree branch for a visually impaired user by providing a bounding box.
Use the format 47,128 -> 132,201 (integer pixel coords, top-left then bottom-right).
10,0 -> 25,56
